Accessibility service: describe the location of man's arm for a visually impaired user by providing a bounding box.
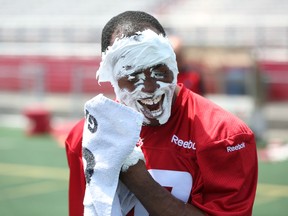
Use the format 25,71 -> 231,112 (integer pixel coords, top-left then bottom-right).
120,160 -> 205,216
65,119 -> 86,216
196,133 -> 258,216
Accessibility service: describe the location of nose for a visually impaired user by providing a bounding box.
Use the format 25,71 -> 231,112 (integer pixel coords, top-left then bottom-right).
141,72 -> 159,93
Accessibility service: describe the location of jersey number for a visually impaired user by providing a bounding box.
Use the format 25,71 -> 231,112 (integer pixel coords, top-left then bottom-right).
133,169 -> 193,216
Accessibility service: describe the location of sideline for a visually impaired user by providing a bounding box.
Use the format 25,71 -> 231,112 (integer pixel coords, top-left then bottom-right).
0,163 -> 69,201
0,163 -> 68,180
1,163 -> 288,203
0,181 -> 67,201
255,183 -> 288,205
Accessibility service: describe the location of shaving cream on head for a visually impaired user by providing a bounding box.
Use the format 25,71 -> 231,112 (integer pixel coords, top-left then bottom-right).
96,29 -> 178,86
96,29 -> 179,125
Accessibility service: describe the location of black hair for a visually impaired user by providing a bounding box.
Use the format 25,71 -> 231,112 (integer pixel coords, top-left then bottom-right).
101,11 -> 166,52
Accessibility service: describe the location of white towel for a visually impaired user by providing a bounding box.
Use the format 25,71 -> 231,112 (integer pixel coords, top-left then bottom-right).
82,94 -> 143,216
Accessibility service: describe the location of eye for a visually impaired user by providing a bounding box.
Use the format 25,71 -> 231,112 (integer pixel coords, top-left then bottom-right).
127,74 -> 138,82
150,64 -> 170,80
151,70 -> 165,79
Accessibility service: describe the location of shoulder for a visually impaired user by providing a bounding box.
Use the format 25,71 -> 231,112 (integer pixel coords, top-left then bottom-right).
177,88 -> 254,143
65,118 -> 85,154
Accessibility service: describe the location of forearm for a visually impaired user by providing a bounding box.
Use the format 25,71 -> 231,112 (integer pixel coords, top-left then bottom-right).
120,160 -> 204,216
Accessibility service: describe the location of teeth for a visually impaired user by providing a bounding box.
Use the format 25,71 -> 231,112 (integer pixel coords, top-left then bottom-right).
140,95 -> 161,105
151,108 -> 163,116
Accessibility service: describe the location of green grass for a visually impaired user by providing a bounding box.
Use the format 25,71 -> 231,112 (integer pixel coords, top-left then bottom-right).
0,127 -> 287,215
0,127 -> 68,216
254,160 -> 288,216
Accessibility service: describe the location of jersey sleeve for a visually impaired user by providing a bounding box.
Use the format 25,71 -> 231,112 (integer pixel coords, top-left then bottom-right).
65,119 -> 86,216
194,132 -> 258,216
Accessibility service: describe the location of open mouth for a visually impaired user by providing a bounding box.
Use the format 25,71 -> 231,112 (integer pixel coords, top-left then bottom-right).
138,94 -> 164,118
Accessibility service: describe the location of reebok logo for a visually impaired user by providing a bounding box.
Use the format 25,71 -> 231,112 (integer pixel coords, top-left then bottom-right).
227,142 -> 246,152
171,135 -> 196,150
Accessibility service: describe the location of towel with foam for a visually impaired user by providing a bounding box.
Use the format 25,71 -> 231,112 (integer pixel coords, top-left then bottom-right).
82,94 -> 144,216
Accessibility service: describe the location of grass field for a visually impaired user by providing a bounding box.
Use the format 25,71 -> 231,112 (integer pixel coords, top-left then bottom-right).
0,126 -> 287,215
0,127 -> 68,216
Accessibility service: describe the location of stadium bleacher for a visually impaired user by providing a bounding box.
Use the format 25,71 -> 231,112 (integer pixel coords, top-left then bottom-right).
0,0 -> 287,99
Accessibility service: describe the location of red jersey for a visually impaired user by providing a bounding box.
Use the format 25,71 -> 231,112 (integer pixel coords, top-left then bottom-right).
65,84 -> 258,216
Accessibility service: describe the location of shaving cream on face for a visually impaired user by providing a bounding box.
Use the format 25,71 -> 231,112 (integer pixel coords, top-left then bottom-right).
114,80 -> 176,125
96,29 -> 179,125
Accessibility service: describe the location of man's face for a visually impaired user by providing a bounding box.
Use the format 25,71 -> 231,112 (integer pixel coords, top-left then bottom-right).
116,63 -> 176,125
97,29 -> 178,126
